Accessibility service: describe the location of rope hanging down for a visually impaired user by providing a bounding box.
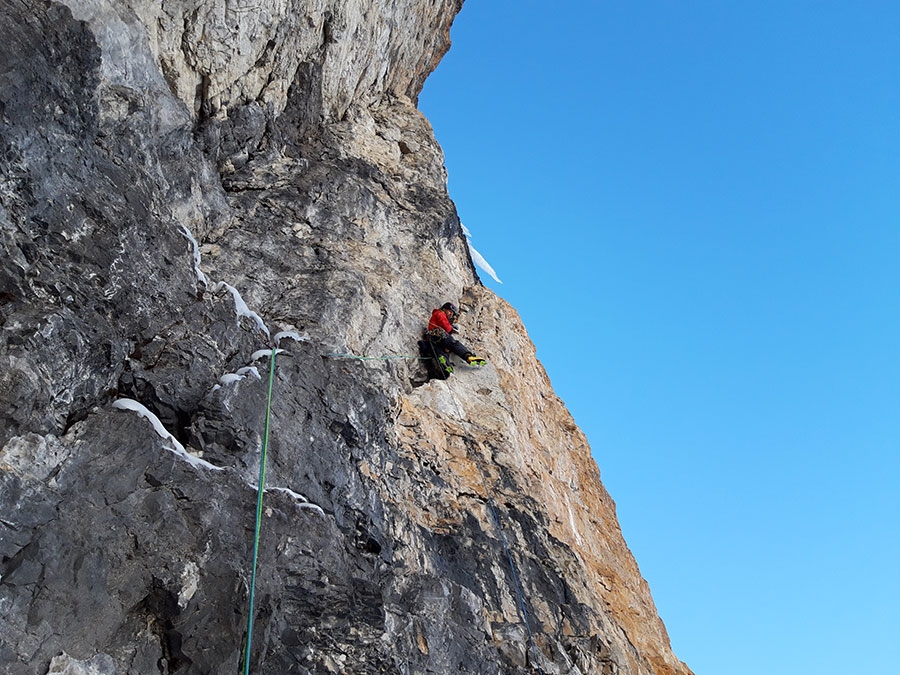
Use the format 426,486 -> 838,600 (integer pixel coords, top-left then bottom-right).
238,344 -> 536,672
237,344 -> 435,670
242,346 -> 278,675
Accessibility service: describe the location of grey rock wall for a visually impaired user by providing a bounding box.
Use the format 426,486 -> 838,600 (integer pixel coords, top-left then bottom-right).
0,1 -> 692,674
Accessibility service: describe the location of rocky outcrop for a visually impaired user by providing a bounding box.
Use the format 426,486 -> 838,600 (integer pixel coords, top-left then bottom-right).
0,1 -> 692,674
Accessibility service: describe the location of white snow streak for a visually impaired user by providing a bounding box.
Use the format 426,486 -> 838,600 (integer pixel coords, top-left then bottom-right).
178,224 -> 208,285
216,375 -> 239,387
468,245 -> 503,284
238,366 -> 262,379
296,502 -> 326,516
274,330 -> 308,345
269,486 -> 310,502
563,492 -> 584,547
218,366 -> 261,386
256,486 -> 327,517
112,398 -> 223,471
213,281 -> 271,338
461,223 -> 502,284
251,348 -> 284,361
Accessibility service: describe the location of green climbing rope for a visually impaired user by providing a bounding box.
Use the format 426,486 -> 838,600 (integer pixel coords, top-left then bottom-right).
242,346 -> 278,675
237,344 -> 535,673
326,352 -> 429,361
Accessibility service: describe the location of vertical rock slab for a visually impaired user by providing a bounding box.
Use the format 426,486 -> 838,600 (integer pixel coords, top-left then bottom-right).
0,1 -> 693,674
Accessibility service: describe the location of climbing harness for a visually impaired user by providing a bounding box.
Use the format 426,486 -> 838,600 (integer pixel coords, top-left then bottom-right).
424,337 -> 453,379
445,390 -> 545,674
241,346 -> 278,675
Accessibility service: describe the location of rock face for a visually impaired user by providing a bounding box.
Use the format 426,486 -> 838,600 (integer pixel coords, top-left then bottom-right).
0,1 -> 693,674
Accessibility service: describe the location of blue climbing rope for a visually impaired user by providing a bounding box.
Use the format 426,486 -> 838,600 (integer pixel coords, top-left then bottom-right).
242,346 -> 278,675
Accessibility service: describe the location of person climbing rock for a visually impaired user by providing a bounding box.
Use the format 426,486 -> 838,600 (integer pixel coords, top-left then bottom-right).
421,302 -> 486,378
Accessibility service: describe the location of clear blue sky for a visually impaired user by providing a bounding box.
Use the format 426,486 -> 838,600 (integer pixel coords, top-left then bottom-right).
419,2 -> 900,674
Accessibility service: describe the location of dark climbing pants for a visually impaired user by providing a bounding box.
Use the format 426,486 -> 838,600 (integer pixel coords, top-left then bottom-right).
429,334 -> 470,360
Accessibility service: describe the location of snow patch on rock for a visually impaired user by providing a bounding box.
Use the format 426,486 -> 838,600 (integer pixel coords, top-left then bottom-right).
112,398 -> 223,472
212,281 -> 270,338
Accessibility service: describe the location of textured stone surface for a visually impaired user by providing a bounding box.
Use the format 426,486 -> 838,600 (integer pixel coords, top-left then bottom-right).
1,1 -> 692,674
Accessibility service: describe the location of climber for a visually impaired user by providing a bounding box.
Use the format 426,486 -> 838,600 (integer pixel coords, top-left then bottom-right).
421,302 -> 486,377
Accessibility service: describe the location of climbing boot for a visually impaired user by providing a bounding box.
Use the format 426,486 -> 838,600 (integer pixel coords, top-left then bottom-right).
438,355 -> 453,375
465,354 -> 486,367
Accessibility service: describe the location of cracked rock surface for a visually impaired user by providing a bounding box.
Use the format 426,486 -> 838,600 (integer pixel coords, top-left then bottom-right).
0,1 -> 693,674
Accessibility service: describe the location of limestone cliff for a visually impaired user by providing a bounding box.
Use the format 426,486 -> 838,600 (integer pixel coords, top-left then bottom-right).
0,1 -> 693,674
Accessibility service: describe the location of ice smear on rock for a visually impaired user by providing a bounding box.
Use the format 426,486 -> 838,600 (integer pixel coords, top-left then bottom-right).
213,281 -> 271,338
112,398 -> 223,471
218,366 -> 261,386
268,486 -> 326,516
179,223 -> 209,286
296,502 -> 326,516
461,223 -> 502,284
274,330 -> 308,345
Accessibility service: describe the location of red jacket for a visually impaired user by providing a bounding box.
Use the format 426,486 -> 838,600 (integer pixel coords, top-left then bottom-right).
428,309 -> 454,334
